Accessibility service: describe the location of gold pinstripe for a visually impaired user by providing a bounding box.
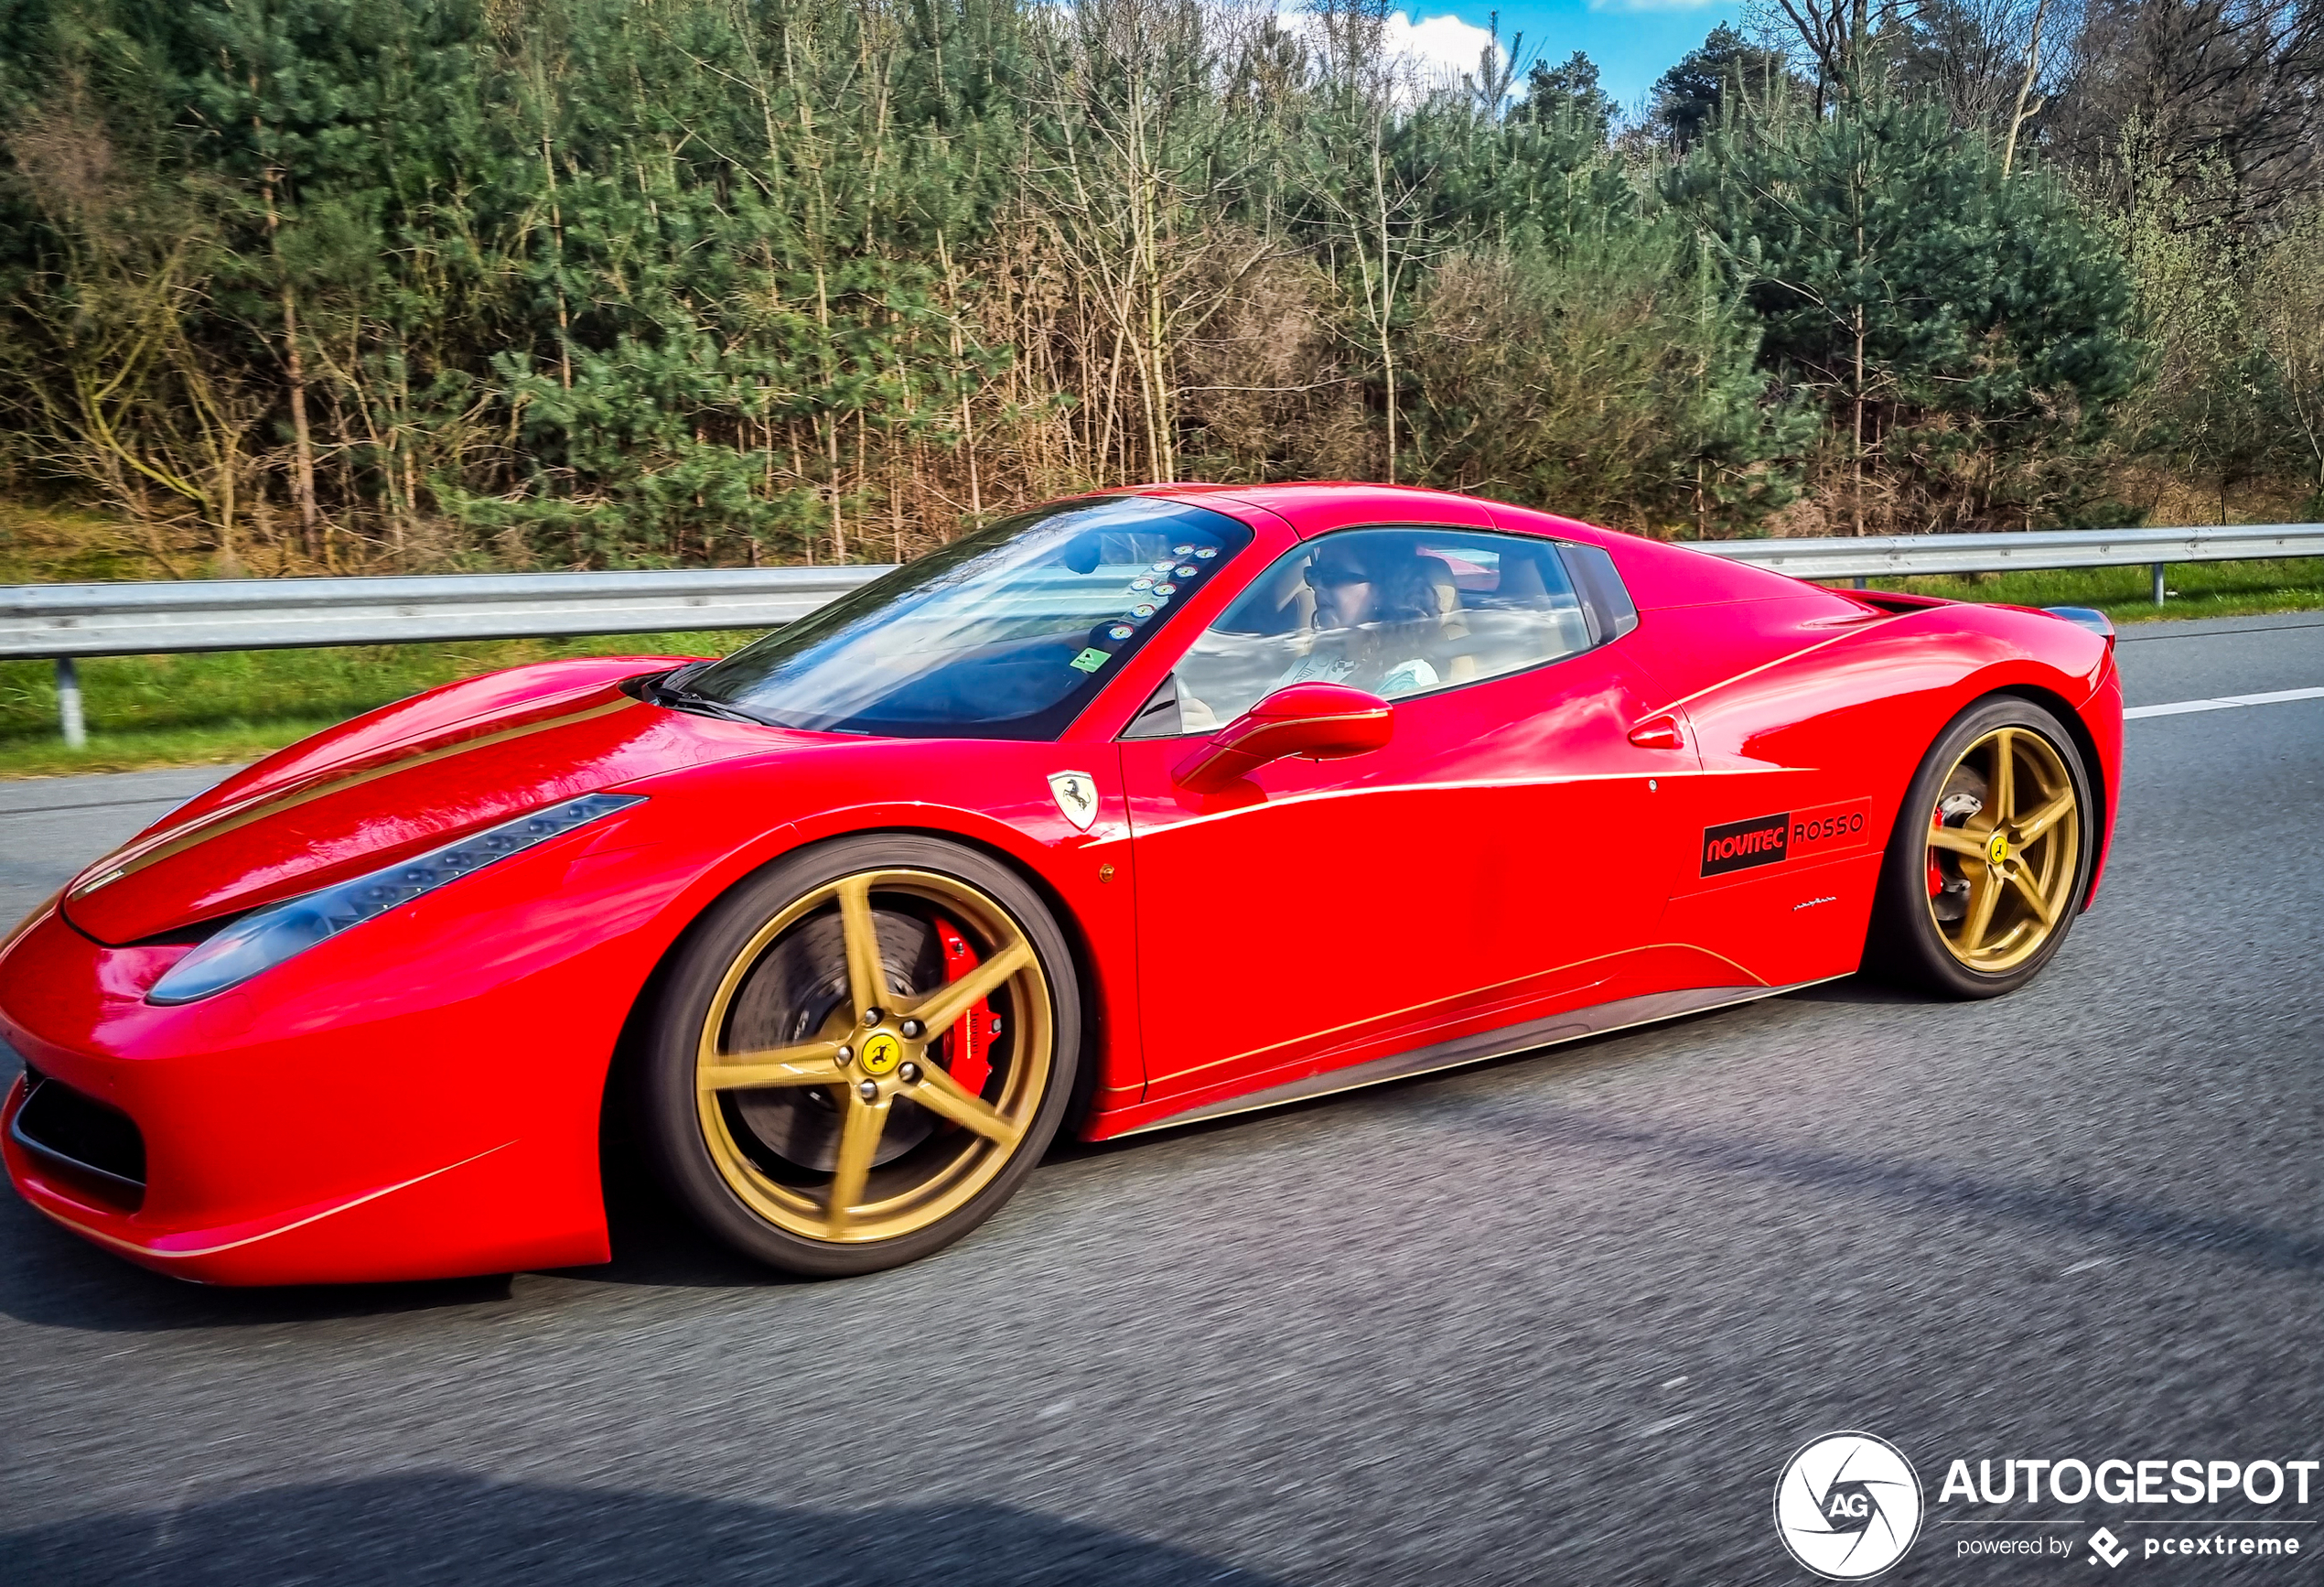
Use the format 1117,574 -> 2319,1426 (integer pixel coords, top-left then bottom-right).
71,696 -> 636,897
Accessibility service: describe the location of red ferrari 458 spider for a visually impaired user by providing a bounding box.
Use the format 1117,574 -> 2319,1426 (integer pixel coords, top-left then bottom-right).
0,484 -> 2122,1283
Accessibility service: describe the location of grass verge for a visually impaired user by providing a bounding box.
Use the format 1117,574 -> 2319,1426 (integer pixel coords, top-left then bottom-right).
0,631 -> 761,779
1834,555 -> 2324,623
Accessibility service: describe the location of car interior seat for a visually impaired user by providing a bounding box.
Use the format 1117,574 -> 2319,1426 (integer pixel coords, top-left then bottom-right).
1418,555 -> 1477,682
1495,550 -> 1592,657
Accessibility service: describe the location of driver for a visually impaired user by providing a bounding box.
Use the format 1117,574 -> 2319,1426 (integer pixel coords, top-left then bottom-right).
1275,540 -> 1443,697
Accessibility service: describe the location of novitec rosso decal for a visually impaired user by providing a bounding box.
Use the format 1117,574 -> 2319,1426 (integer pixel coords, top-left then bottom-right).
1703,812 -> 1791,876
1791,799 -> 1873,858
1701,800 -> 1876,877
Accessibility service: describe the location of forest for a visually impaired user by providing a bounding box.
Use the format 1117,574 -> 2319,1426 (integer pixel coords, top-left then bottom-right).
0,0 -> 2319,576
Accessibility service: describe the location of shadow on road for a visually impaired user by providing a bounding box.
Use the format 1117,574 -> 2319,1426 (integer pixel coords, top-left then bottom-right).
0,1473 -> 1289,1587
1780,975 -> 1923,1006
1438,1097 -> 2324,1276
0,1154 -> 794,1328
0,1192 -> 520,1332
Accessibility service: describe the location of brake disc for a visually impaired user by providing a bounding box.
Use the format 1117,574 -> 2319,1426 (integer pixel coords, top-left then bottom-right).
726,909 -> 943,1173
1930,778 -> 1988,923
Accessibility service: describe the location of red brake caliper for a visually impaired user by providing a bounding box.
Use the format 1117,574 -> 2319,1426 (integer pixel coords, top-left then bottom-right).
1928,814 -> 1948,898
934,919 -> 996,1096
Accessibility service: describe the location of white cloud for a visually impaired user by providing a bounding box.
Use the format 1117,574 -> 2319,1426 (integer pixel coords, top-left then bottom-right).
1273,6 -> 1504,94
1382,10 -> 1501,81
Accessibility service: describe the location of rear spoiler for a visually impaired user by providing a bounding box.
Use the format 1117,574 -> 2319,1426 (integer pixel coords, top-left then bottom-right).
2043,605 -> 2114,642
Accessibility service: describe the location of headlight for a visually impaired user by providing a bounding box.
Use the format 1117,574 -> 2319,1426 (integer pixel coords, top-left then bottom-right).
146,792 -> 645,1005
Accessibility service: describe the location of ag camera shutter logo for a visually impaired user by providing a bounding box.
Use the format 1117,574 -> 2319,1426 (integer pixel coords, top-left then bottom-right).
1774,1431 -> 1924,1579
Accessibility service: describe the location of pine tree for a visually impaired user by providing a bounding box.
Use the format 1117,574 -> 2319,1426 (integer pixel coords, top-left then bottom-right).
1652,25 -> 1797,155
1671,92 -> 2143,530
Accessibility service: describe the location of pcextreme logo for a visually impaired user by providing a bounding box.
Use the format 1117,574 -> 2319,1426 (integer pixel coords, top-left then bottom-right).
1774,1432 -> 1924,1579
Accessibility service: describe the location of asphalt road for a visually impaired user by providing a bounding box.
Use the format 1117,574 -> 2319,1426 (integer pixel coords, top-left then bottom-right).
1,614 -> 2319,1587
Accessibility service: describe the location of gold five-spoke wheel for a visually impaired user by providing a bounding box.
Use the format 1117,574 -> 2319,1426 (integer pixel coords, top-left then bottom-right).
1924,725 -> 2083,975
639,834 -> 1078,1275
694,868 -> 1054,1244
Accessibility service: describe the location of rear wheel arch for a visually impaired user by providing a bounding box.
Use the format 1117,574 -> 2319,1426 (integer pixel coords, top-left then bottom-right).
1862,682 -> 2111,912
1865,690 -> 2097,998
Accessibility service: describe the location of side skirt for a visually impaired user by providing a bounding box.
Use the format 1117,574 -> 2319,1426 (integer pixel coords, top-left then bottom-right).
1114,977 -> 1836,1138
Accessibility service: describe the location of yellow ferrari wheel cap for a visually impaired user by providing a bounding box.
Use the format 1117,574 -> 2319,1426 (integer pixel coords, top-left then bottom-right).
859,1031 -> 903,1074
1986,831 -> 2009,865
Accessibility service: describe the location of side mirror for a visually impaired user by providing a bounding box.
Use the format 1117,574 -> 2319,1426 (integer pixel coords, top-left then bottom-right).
1172,683 -> 1393,794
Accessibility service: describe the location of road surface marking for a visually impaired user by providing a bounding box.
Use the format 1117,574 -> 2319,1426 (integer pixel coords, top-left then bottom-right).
2125,686 -> 2324,719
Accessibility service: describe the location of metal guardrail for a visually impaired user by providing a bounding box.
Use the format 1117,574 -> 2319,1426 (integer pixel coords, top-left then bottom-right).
4,567 -> 884,748
5,524 -> 2319,747
0,566 -> 883,660
1683,524 -> 2324,581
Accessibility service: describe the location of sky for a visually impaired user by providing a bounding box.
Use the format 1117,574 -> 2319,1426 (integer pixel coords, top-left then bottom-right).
1377,0 -> 1749,113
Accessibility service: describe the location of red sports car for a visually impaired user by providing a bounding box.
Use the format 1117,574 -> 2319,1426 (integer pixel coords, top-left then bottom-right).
0,484 -> 2122,1283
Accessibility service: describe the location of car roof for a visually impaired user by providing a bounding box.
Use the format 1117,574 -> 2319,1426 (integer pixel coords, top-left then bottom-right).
1126,481 -> 1837,611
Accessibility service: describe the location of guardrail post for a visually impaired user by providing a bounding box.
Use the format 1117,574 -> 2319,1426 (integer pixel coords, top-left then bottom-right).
2152,563 -> 2166,606
55,656 -> 85,749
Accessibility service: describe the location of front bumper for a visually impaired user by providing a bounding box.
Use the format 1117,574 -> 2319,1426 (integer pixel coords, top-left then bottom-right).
0,881 -> 629,1285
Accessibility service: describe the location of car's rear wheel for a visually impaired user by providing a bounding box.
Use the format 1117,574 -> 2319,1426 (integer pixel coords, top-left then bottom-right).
1868,697 -> 2095,999
636,835 -> 1079,1276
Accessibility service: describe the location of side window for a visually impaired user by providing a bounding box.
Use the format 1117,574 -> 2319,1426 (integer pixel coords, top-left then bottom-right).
1130,527 -> 1608,736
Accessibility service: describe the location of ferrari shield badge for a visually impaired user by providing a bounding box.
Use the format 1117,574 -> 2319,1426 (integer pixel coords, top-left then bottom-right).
1048,771 -> 1100,831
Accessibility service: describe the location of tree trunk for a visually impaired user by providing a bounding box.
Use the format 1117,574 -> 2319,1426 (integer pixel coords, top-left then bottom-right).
1853,308 -> 1867,538
259,161 -> 322,566
1374,128 -> 1398,484
2000,0 -> 2050,178
541,134 -> 573,392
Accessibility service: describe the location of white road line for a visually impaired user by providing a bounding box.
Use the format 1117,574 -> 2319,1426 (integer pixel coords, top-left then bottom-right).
2125,686 -> 2324,719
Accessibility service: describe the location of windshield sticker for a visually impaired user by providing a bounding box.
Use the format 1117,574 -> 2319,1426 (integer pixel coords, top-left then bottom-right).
1172,544 -> 1195,556
1193,545 -> 1218,558
1130,603 -> 1158,620
1150,559 -> 1177,572
1131,576 -> 1156,591
1107,624 -> 1135,641
1069,647 -> 1111,673
1174,564 -> 1200,578
1153,582 -> 1178,597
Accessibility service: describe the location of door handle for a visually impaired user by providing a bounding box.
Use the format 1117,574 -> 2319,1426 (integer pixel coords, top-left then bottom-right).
1627,714 -> 1685,750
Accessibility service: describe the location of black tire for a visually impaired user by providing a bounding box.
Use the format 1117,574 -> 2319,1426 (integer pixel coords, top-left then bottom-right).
633,834 -> 1081,1277
1867,696 -> 2096,999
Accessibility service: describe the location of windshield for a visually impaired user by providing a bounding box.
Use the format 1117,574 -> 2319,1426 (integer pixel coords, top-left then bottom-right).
683,495 -> 1253,739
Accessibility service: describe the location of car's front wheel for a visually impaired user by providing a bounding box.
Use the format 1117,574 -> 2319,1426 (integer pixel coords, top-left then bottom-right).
636,835 -> 1080,1276
1868,696 -> 2096,999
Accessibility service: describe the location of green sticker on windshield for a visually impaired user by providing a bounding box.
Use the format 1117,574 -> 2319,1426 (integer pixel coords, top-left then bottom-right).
1068,647 -> 1111,674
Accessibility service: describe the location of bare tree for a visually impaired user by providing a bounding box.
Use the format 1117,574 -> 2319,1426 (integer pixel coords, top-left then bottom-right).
2254,205 -> 2324,498
1299,0 -> 1444,480
2050,0 -> 2324,221
1752,0 -> 1920,108
1890,0 -> 2084,167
